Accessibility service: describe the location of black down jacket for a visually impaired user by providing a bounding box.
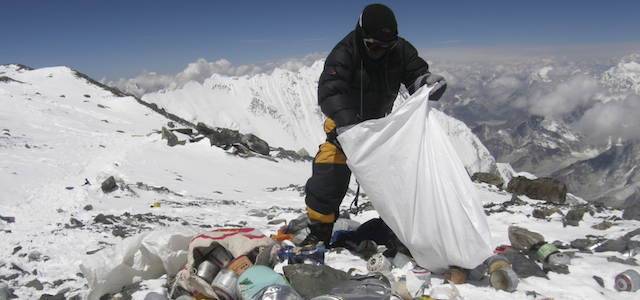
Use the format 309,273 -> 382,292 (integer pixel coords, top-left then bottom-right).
318,26 -> 430,128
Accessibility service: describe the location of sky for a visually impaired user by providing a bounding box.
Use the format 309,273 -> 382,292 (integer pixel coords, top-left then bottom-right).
2,0 -> 640,83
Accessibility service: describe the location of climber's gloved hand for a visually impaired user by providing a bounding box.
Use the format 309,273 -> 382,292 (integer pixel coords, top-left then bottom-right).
415,73 -> 447,101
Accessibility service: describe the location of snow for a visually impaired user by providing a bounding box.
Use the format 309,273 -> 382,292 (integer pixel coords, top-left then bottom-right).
1,64 -> 640,300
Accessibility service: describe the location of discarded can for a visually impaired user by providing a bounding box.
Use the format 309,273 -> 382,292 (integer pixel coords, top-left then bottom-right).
444,268 -> 466,284
485,254 -> 511,274
196,260 -> 221,284
393,252 -> 414,269
536,243 -> 560,263
615,269 -> 640,292
212,268 -> 239,300
278,244 -> 325,265
367,253 -> 395,282
367,253 -> 393,272
237,265 -> 293,300
227,255 -> 253,276
211,245 -> 234,268
548,252 -> 571,265
411,267 -> 431,288
466,264 -> 489,281
490,268 -> 519,292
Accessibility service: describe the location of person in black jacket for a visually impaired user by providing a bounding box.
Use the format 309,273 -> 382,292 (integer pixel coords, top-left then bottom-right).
302,3 -> 447,246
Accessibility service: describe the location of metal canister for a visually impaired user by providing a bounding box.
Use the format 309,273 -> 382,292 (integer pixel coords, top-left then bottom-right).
367,253 -> 393,272
411,267 -> 431,288
615,269 -> 640,292
444,268 -> 466,284
548,252 -> 571,265
196,260 -> 220,284
212,268 -> 239,300
485,254 -> 511,274
490,268 -> 519,292
536,243 -> 560,263
367,253 -> 394,282
466,264 -> 489,281
393,252 -> 414,269
211,245 -> 234,268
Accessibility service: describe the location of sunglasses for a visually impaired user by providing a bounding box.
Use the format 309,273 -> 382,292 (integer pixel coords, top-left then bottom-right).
363,37 -> 398,52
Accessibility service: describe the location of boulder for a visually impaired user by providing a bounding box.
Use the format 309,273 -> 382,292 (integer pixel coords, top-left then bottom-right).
623,202 -> 640,221
508,226 -> 545,250
500,250 -> 548,279
241,133 -> 270,156
101,176 -> 117,193
506,177 -> 567,204
563,209 -> 585,227
471,172 -> 505,189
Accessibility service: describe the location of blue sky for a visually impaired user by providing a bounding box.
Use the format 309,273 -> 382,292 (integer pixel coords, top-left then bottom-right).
2,0 -> 640,82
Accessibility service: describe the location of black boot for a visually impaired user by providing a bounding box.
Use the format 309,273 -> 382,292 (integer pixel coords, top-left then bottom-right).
301,222 -> 334,246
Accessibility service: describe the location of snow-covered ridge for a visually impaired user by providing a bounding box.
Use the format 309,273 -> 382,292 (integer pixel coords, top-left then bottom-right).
142,61 -> 507,181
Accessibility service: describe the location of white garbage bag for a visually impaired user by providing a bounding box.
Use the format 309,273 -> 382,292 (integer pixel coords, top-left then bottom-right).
338,86 -> 493,273
80,226 -> 203,300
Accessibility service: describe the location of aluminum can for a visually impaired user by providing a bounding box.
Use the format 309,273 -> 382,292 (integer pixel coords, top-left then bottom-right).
466,264 -> 488,281
411,267 -> 431,288
212,268 -> 239,300
536,243 -> 560,263
392,252 -> 414,269
211,245 -> 234,268
367,253 -> 394,282
615,269 -> 640,292
548,252 -> 571,265
490,268 -> 519,292
485,254 -> 511,274
196,260 -> 221,284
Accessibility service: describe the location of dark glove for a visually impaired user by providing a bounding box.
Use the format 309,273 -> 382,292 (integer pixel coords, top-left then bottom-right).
416,73 -> 447,101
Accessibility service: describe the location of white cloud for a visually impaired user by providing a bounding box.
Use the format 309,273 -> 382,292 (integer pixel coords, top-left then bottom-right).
108,54 -> 328,97
528,74 -> 600,117
571,93 -> 640,143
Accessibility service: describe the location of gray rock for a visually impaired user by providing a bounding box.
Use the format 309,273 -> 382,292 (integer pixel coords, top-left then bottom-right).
623,202 -> 640,221
471,172 -> 505,189
241,133 -> 270,156
101,176 -> 117,193
25,278 -> 43,291
508,226 -> 545,250
606,256 -> 638,266
593,276 -> 605,288
570,238 -> 596,250
501,251 -> 548,279
543,262 -> 570,274
563,209 -> 585,227
506,177 -> 567,204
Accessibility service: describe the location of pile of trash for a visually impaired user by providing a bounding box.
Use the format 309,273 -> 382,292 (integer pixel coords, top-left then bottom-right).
78,214 -> 640,300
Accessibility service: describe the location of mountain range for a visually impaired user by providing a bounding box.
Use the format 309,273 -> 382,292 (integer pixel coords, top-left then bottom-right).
134,55 -> 640,207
